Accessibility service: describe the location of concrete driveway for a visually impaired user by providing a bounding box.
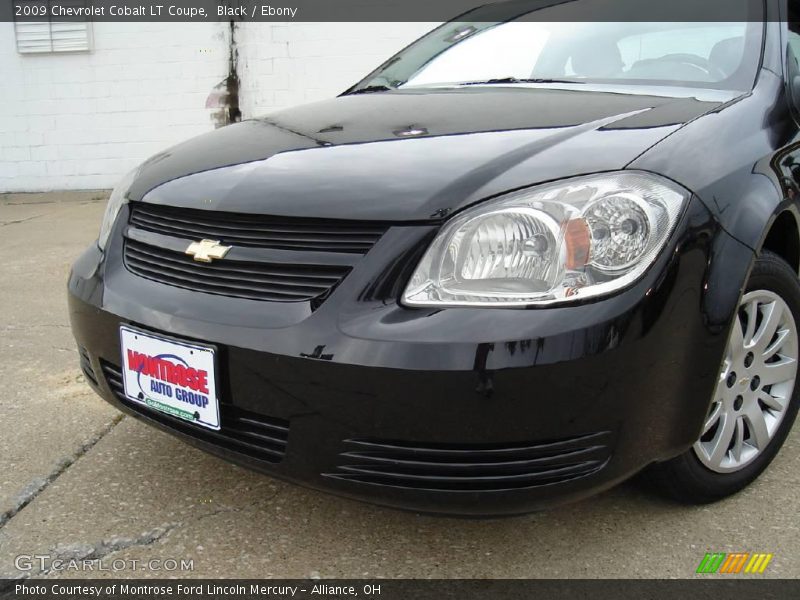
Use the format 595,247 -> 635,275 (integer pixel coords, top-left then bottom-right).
1,193 -> 799,579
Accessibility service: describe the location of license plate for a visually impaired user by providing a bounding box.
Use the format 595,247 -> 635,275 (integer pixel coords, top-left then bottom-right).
119,326 -> 220,430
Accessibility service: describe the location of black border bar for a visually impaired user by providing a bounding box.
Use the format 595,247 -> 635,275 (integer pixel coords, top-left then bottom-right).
1,579 -> 799,600
1,0 -> 777,23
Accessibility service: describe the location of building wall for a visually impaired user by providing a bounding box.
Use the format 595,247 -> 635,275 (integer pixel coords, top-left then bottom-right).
236,22 -> 437,119
0,22 -> 232,192
0,21 -> 438,192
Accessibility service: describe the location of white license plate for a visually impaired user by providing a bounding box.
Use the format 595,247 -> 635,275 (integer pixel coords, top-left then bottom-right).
119,326 -> 220,430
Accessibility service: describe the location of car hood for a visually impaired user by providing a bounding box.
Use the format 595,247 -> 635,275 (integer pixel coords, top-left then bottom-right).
132,87 -> 724,221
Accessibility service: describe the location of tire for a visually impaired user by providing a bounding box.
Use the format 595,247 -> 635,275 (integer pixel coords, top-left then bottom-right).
645,250 -> 800,504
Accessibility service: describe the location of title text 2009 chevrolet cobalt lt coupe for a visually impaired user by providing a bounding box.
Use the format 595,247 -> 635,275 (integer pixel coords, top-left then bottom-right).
69,1 -> 800,514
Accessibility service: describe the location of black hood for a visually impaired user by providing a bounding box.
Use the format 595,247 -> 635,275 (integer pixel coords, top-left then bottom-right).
131,87 -> 724,221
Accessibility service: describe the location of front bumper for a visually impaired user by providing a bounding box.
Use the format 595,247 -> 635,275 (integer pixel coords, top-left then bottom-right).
68,198 -> 752,515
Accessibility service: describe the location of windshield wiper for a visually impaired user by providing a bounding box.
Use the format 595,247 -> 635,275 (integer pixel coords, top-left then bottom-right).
346,85 -> 394,95
460,77 -> 584,86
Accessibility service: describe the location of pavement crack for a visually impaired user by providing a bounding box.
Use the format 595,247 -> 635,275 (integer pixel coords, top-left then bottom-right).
0,415 -> 124,530
51,522 -> 180,563
7,523 -> 180,579
193,506 -> 239,524
2,324 -> 70,331
189,488 -> 282,526
0,214 -> 45,227
170,487 -> 282,530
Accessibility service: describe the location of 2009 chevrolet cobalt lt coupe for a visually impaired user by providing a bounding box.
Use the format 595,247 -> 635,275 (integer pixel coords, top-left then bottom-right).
68,2 -> 800,515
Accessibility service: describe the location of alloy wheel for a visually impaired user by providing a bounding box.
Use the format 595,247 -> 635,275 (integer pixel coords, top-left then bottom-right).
694,290 -> 799,473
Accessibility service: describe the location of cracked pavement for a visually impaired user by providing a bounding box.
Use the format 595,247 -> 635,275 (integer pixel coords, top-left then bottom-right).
1,192 -> 799,579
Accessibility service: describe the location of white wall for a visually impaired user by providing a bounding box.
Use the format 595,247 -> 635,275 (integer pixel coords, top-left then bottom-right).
0,22 -> 231,192
0,22 -> 438,192
236,22 -> 437,118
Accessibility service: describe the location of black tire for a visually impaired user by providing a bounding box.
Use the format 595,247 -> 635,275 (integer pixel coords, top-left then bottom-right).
644,250 -> 800,503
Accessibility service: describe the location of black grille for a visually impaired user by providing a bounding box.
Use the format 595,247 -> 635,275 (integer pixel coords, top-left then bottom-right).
101,361 -> 289,463
324,433 -> 612,492
124,238 -> 351,303
129,202 -> 388,254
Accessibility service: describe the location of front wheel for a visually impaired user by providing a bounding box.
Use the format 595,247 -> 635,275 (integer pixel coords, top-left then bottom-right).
646,250 -> 800,503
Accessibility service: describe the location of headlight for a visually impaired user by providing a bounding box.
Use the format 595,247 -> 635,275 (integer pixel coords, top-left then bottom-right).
403,172 -> 688,307
98,167 -> 139,250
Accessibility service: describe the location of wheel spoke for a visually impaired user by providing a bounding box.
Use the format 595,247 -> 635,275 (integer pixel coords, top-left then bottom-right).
744,405 -> 771,451
731,417 -> 745,462
728,314 -> 744,353
708,413 -> 736,466
751,301 -> 781,353
702,402 -> 723,435
762,328 -> 790,360
760,357 -> 797,386
743,300 -> 758,345
758,390 -> 787,412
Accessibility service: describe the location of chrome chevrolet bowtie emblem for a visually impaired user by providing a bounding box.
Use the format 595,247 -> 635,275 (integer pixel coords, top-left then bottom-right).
185,239 -> 231,263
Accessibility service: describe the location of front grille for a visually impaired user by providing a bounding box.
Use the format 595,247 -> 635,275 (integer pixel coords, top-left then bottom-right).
101,361 -> 289,463
124,238 -> 351,303
324,433 -> 612,492
129,202 -> 389,254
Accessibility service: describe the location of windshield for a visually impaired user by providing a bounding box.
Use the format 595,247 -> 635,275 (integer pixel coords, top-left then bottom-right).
352,2 -> 764,93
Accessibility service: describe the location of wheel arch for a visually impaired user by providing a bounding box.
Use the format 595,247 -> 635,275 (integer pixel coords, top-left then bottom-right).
696,174 -> 791,336
695,168 -> 800,326
759,207 -> 800,275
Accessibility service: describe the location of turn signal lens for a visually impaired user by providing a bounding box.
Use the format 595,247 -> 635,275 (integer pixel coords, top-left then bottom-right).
403,172 -> 688,307
564,218 -> 591,270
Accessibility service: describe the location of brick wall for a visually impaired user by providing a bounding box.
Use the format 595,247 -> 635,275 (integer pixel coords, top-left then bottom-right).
0,22 -> 437,192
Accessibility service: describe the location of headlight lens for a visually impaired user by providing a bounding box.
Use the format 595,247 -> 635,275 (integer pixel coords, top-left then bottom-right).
403,172 -> 688,307
98,167 -> 139,250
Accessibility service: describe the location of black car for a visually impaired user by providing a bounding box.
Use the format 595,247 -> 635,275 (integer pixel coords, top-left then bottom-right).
69,1 -> 800,515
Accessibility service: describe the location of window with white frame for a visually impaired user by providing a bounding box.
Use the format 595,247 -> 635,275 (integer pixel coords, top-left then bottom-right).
14,1 -> 92,54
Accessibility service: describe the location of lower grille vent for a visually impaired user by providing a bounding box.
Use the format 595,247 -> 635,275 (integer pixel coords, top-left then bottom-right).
101,360 -> 289,463
324,433 -> 612,492
78,346 -> 98,387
